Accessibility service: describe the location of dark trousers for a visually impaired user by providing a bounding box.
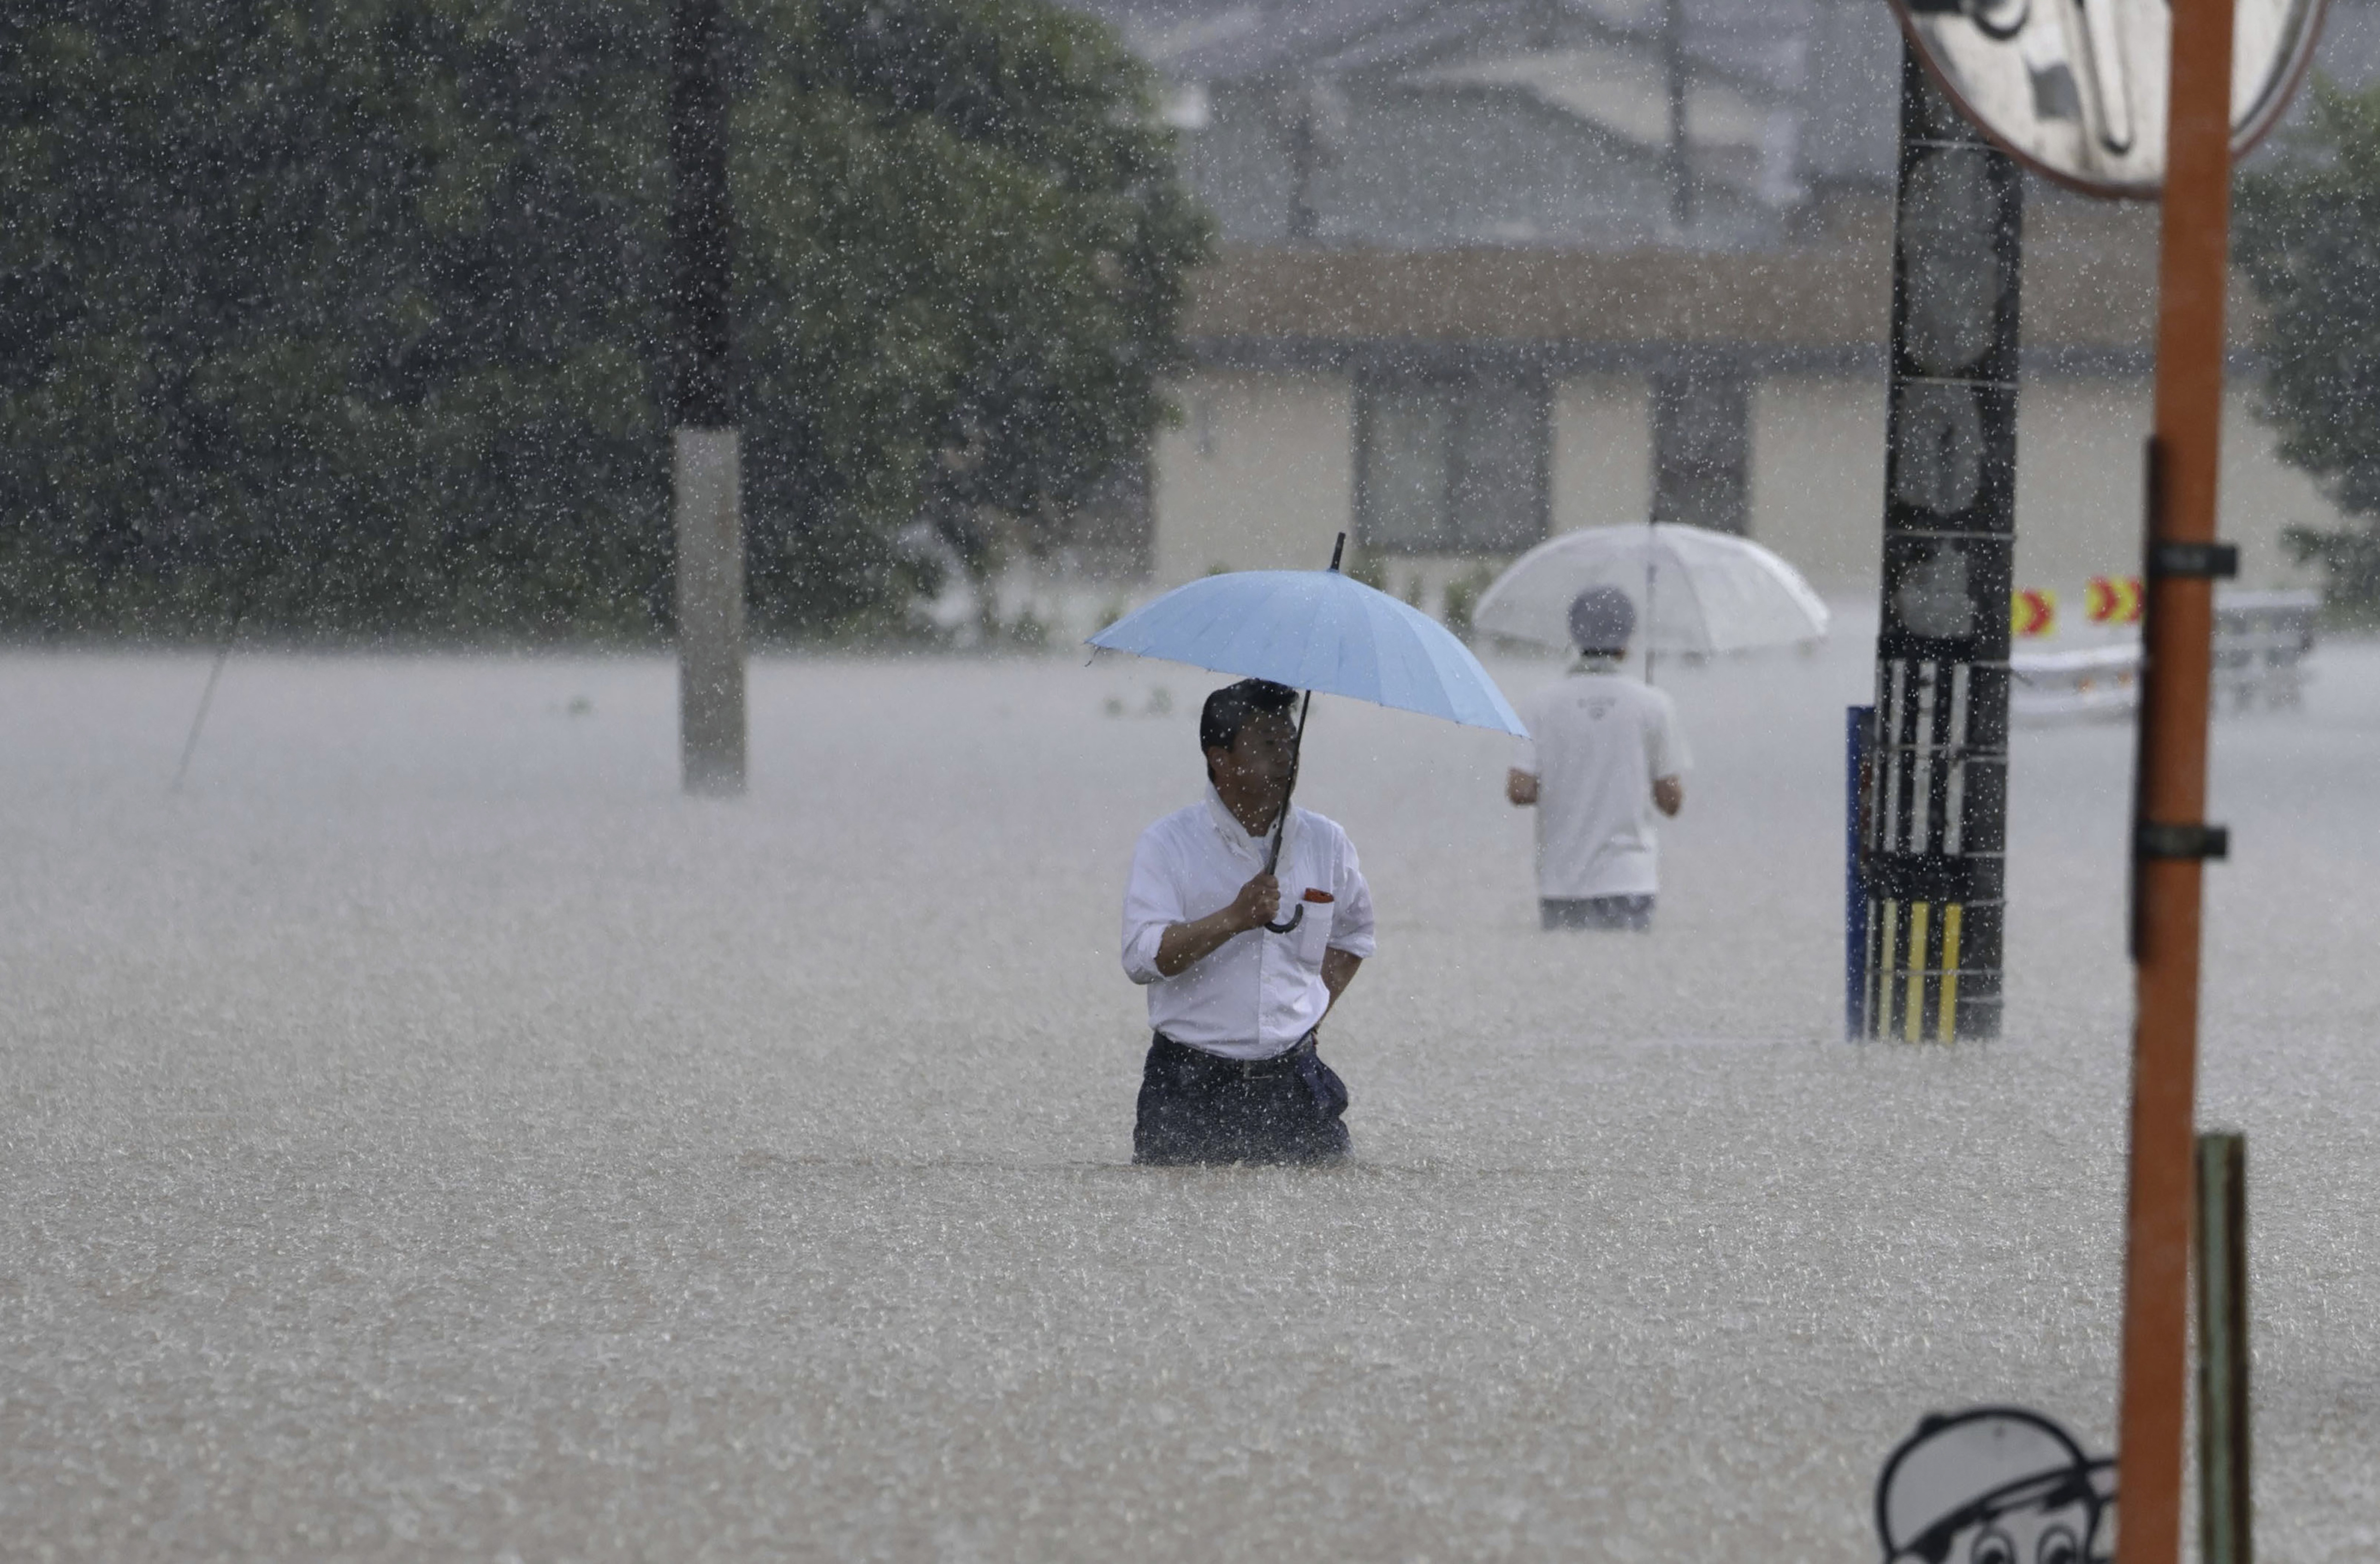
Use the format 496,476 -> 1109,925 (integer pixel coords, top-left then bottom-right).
1133,1032 -> 1350,1166
1541,894 -> 1656,931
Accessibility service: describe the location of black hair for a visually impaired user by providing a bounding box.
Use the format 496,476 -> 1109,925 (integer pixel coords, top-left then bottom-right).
1200,678 -> 1299,760
1568,585 -> 1637,654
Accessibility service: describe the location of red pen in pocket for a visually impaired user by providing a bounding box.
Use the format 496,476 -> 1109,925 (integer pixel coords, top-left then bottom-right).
1302,888 -> 1334,904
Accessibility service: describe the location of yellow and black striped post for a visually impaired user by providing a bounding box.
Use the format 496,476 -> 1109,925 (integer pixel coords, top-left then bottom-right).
1863,886 -> 1979,1042
1858,49 -> 2019,1041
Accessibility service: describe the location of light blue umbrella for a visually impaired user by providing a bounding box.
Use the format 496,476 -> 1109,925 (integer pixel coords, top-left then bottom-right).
1089,540 -> 1527,739
1089,534 -> 1526,930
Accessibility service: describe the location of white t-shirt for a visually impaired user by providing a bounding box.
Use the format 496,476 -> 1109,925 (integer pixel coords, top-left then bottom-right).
1514,664 -> 1691,899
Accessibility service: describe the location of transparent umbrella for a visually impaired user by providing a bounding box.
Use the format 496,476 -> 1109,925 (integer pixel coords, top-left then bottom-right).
1470,523 -> 1830,678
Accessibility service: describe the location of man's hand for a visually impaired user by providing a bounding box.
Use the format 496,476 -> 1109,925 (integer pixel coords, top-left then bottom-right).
1507,768 -> 1540,807
1653,775 -> 1684,817
1154,872 -> 1280,976
1228,872 -> 1281,932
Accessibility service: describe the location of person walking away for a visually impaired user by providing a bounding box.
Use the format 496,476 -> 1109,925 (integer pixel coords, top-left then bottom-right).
1507,586 -> 1690,932
1121,678 -> 1375,1164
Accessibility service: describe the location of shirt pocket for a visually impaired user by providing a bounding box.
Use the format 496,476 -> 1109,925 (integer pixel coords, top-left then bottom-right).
1294,890 -> 1336,965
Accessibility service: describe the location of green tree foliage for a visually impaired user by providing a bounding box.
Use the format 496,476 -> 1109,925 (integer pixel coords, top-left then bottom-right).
0,0 -> 1210,641
2237,78 -> 2380,616
1,0 -> 678,638
737,0 -> 1209,634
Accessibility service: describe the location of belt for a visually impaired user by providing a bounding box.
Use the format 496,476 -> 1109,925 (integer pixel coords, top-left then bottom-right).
1153,1030 -> 1316,1079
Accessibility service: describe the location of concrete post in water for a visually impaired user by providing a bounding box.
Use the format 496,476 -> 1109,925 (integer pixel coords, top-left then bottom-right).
2197,1132 -> 2252,1564
675,429 -> 745,793
669,0 -> 744,795
1859,45 -> 2021,1041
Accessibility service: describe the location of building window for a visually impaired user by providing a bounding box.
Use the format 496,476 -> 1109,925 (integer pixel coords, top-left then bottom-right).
1651,365 -> 1750,534
1356,377 -> 1549,555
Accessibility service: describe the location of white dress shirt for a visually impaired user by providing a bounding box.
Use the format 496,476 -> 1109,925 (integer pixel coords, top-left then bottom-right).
1121,786 -> 1377,1060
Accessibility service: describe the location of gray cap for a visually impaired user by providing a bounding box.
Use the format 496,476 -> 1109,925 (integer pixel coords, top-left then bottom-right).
1567,586 -> 1636,653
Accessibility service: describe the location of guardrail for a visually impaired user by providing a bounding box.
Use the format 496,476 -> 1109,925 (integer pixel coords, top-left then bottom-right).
2212,589 -> 2320,710
2009,588 -> 2319,722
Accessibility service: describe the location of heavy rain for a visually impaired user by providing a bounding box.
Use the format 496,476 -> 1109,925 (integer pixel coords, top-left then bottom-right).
5,0 -> 2380,1560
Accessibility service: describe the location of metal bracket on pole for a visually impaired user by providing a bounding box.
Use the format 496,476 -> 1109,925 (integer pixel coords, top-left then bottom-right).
2130,819 -> 2229,959
2148,541 -> 2240,579
2137,821 -> 2230,861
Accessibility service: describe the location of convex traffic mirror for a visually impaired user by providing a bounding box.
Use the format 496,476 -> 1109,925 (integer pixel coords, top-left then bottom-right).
1889,0 -> 2331,194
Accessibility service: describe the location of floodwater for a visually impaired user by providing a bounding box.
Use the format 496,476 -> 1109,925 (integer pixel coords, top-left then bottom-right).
5,619 -> 2377,1561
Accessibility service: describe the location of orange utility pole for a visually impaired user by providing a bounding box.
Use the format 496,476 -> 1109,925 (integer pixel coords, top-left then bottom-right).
2121,0 -> 2240,1559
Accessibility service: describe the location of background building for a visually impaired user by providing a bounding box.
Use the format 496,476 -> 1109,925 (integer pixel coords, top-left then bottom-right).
1051,0 -> 2380,614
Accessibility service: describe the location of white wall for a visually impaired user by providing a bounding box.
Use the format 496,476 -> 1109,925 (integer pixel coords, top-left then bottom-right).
1750,375 -> 1889,594
1149,365 -> 2337,608
1150,369 -> 1354,588
2010,378 -> 2144,592
2015,379 -> 2327,595
1749,373 -> 2331,601
2217,389 -> 2337,590
1550,375 -> 1654,535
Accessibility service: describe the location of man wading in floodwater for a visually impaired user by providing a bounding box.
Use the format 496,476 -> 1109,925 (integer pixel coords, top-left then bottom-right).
1121,679 -> 1375,1165
1507,586 -> 1689,931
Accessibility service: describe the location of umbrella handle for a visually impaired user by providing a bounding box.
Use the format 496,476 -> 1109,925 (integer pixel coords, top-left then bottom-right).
1266,686 -> 1323,928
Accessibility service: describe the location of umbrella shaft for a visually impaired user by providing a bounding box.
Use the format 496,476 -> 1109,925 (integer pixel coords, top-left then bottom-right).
1264,690 -> 1315,877
1645,534 -> 1657,685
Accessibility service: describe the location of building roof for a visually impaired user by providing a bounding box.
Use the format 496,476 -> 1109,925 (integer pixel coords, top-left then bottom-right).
1179,196 -> 2262,359
1069,0 -> 2380,352
1075,0 -> 2380,194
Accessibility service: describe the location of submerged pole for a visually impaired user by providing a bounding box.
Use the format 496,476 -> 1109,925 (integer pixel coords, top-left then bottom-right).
670,0 -> 746,796
2197,1132 -> 2253,1564
1860,45 -> 2021,1042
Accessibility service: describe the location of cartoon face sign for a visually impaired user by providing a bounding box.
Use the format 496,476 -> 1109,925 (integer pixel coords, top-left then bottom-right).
1929,1496 -> 2092,1564
1876,1407 -> 2114,1564
1887,0 -> 2330,194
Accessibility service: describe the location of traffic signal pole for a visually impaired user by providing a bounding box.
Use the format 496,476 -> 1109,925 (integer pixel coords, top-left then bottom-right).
2118,0 -> 2240,1557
